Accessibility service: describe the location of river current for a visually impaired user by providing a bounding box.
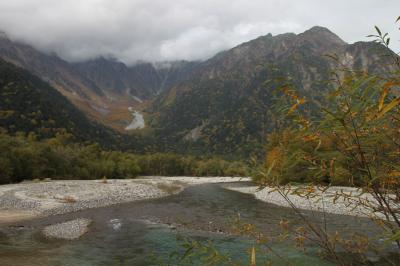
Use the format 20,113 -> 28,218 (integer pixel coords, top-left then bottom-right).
0,182 -> 388,265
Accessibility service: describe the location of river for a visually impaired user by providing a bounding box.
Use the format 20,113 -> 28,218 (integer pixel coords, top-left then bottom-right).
0,182 -> 392,265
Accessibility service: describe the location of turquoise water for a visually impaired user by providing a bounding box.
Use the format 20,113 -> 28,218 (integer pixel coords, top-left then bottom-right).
0,183 -> 387,265
0,221 -> 333,266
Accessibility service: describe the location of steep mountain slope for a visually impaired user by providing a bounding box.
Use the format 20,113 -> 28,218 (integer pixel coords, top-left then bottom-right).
73,59 -> 198,101
0,34 -> 104,99
149,26 -> 396,156
0,34 -> 131,130
0,58 -> 122,148
0,34 -> 198,131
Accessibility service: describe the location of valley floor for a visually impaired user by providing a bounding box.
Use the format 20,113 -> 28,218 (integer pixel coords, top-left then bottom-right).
0,177 -> 248,225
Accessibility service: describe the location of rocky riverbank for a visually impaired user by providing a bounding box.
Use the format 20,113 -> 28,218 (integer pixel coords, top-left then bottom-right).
223,183 -> 379,217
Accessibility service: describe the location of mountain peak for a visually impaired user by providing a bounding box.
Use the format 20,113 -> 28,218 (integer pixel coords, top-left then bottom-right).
300,26 -> 346,46
306,26 -> 333,33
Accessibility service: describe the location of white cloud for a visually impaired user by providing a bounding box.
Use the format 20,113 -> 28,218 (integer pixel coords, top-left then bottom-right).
0,0 -> 398,64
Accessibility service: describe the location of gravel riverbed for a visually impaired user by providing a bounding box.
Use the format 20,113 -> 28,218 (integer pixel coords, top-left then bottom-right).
223,184 -> 382,217
42,218 -> 92,240
0,177 -> 247,239
0,177 -> 248,223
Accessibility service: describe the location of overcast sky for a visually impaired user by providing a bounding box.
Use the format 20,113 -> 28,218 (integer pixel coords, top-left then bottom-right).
0,0 -> 398,65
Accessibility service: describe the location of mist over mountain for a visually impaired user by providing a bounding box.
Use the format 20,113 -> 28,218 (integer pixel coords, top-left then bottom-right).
0,33 -> 198,131
0,1 -> 398,63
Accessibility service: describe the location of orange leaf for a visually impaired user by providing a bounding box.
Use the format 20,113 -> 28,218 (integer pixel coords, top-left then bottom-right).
298,98 -> 306,104
288,103 -> 299,114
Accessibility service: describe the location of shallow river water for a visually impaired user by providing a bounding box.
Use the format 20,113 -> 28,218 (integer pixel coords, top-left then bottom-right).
0,182 -> 392,265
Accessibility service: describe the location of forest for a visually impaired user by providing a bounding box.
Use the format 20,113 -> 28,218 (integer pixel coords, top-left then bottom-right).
0,131 -> 250,184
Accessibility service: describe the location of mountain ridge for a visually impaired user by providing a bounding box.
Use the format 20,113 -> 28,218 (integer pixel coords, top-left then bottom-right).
147,26 -> 397,156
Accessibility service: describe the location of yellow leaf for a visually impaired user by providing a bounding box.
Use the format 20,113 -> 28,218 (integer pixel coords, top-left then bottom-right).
250,246 -> 256,266
378,87 -> 390,111
374,97 -> 400,119
388,171 -> 400,177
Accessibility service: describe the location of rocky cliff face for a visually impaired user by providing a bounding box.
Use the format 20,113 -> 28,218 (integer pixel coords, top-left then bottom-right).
73,59 -> 198,101
148,27 -> 396,155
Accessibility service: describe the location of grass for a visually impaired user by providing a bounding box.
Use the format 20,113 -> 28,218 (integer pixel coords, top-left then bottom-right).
156,182 -> 183,195
61,196 -> 77,203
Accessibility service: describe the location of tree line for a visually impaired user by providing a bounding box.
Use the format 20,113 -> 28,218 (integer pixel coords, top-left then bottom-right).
0,131 -> 250,184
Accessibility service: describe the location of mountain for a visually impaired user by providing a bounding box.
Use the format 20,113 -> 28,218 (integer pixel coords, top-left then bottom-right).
0,33 -> 104,99
148,26 -> 397,156
73,59 -> 198,100
0,34 -> 198,131
0,27 -> 395,157
0,58 -> 123,148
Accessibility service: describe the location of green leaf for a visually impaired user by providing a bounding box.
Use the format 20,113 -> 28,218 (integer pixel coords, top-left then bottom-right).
386,230 -> 400,243
265,160 -> 276,178
374,26 -> 382,36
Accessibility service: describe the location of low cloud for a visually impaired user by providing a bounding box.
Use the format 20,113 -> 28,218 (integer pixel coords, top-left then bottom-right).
0,0 -> 398,64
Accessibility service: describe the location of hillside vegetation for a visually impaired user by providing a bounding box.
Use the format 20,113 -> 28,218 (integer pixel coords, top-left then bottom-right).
149,27 -> 395,156
0,59 -> 121,147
